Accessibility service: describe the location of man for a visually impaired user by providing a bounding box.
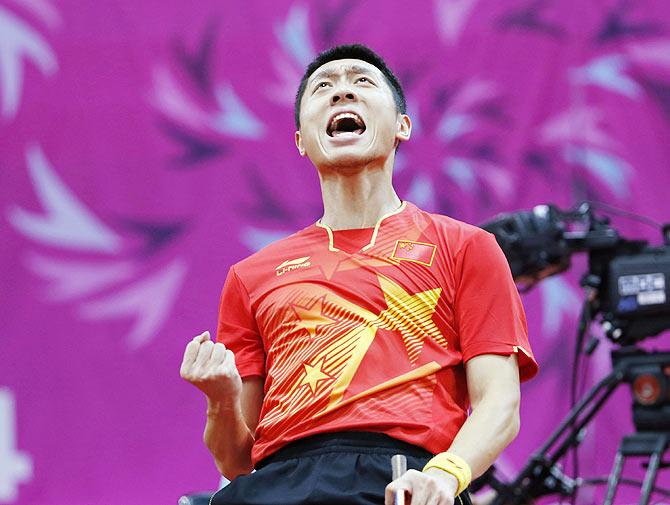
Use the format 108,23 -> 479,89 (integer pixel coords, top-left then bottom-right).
180,44 -> 538,505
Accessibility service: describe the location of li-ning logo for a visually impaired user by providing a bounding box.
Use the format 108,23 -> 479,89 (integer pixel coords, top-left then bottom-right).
276,256 -> 311,276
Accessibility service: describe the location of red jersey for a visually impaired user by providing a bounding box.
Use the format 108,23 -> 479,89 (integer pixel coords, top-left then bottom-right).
216,202 -> 538,465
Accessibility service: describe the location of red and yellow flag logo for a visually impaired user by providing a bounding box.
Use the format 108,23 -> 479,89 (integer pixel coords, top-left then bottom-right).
391,240 -> 437,267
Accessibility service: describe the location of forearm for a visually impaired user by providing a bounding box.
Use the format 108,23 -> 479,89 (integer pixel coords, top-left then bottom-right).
446,392 -> 520,479
203,397 -> 255,479
386,393 -> 519,505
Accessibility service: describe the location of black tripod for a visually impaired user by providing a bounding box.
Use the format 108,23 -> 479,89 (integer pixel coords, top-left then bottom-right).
604,432 -> 669,505
489,348 -> 670,505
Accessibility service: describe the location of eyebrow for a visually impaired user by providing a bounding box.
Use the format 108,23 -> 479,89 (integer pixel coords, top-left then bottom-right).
308,64 -> 378,87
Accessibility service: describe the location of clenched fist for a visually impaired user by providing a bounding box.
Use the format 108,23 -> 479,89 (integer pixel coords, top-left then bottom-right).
180,331 -> 243,405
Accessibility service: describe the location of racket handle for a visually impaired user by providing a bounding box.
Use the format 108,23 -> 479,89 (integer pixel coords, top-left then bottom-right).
391,454 -> 407,505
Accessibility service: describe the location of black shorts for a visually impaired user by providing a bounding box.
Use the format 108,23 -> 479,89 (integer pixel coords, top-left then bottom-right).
210,432 -> 473,505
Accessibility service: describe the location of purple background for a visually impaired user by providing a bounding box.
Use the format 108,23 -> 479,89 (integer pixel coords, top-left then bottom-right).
2,1 -> 670,503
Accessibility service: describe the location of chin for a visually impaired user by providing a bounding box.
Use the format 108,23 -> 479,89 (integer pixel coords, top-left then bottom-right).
319,137 -> 382,167
322,149 -> 376,169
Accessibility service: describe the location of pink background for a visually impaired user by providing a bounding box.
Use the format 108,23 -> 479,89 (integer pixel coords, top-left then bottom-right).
2,1 -> 670,503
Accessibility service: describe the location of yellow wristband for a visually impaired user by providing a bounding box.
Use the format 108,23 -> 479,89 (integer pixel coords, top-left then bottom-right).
423,452 -> 472,495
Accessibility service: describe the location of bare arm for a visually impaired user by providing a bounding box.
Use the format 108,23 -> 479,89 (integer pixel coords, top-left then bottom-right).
180,331 -> 265,479
446,353 -> 521,478
386,353 -> 521,505
203,377 -> 263,478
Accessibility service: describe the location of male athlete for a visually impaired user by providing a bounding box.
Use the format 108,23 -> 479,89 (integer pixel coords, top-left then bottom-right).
180,44 -> 538,505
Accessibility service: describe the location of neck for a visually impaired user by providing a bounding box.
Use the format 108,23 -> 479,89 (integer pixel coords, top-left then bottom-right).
317,156 -> 401,230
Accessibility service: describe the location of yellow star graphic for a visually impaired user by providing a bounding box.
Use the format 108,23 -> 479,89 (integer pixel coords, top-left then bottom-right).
262,275 -> 447,429
326,275 -> 446,409
373,274 -> 446,363
291,296 -> 337,340
300,357 -> 333,394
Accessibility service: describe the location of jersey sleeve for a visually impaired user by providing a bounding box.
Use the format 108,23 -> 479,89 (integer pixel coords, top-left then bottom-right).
216,265 -> 266,378
454,230 -> 539,382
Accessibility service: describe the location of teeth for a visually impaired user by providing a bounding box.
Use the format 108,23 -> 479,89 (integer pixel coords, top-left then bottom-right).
329,112 -> 364,131
334,112 -> 361,123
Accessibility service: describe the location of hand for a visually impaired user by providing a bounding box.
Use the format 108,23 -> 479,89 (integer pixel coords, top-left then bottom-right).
179,331 -> 243,406
385,468 -> 459,505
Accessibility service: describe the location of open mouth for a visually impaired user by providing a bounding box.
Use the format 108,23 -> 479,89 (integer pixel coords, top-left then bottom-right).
327,112 -> 366,137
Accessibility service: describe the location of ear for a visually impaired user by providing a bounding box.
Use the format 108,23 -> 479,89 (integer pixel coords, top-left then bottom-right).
395,114 -> 412,143
295,130 -> 306,156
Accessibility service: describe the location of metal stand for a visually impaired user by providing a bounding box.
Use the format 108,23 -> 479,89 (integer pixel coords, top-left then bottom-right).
490,364 -> 626,505
604,433 -> 669,505
490,349 -> 670,505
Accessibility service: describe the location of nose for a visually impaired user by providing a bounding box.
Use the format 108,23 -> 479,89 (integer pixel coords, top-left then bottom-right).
330,88 -> 357,105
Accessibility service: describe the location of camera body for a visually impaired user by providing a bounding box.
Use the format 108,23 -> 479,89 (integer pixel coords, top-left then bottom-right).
603,247 -> 670,343
481,203 -> 670,344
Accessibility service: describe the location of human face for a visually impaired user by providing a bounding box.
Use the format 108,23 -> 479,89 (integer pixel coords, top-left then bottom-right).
295,59 -> 411,169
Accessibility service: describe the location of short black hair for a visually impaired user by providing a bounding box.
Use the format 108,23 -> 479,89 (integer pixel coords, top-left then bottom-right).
294,43 -> 406,129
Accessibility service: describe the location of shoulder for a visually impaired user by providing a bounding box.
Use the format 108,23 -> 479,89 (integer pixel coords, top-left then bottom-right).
231,223 -> 319,280
409,203 -> 493,254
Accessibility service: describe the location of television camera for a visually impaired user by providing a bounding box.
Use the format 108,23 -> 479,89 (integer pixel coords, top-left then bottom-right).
480,203 -> 670,505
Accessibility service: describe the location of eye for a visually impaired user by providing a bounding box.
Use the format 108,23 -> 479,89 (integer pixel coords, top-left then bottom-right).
311,81 -> 331,94
356,76 -> 373,84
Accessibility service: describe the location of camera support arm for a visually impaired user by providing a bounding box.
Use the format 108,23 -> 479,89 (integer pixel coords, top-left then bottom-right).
491,363 -> 627,505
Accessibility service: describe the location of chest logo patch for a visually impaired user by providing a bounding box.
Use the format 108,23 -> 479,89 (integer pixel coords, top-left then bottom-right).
391,240 -> 436,267
276,256 -> 311,276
